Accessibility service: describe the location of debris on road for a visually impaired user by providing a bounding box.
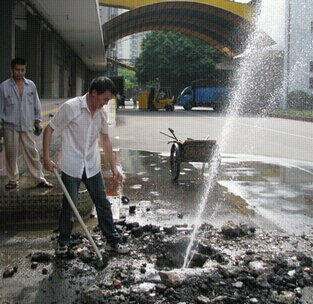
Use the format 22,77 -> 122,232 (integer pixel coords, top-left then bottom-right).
2,221 -> 313,304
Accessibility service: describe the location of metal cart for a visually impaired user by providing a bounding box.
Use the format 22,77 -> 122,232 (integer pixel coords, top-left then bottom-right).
161,128 -> 218,180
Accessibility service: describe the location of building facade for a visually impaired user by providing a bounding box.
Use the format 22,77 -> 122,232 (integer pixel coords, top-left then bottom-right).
0,0 -> 108,99
99,6 -> 119,76
286,0 -> 313,95
0,1 -> 95,98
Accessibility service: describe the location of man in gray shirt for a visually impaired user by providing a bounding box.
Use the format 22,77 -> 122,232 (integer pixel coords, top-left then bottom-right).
0,58 -> 52,190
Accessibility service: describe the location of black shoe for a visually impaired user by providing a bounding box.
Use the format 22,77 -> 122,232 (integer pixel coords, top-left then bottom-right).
36,181 -> 53,188
5,181 -> 19,190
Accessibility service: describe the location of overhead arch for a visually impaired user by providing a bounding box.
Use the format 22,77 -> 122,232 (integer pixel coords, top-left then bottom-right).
102,1 -> 272,57
99,0 -> 252,19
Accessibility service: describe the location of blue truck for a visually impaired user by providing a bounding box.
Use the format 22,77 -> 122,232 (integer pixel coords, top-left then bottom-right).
177,79 -> 231,111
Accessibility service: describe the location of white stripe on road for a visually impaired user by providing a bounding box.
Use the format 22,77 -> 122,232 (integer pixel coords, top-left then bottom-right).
210,116 -> 313,141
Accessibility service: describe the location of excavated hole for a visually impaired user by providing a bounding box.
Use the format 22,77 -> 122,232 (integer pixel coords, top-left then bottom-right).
155,238 -> 189,269
153,237 -> 207,270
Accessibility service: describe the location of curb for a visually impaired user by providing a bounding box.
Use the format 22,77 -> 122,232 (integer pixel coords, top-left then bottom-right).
269,114 -> 313,123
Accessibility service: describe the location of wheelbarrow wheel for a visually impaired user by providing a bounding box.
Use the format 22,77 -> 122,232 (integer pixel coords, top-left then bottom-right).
170,143 -> 181,181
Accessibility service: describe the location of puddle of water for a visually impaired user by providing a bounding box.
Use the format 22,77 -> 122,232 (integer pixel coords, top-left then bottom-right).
1,149 -> 313,269
118,150 -> 313,235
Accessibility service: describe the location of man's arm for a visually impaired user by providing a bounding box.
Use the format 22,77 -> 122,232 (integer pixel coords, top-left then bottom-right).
100,133 -> 123,181
43,124 -> 57,172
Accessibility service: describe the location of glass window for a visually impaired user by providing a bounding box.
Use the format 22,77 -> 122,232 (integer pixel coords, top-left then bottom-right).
182,87 -> 192,95
310,61 -> 313,72
309,77 -> 313,89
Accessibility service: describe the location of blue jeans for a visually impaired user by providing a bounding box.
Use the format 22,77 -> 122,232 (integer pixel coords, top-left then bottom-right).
58,170 -> 121,247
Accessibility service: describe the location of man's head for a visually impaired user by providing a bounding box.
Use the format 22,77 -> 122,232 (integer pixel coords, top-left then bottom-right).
88,76 -> 117,109
89,76 -> 117,95
11,58 -> 27,81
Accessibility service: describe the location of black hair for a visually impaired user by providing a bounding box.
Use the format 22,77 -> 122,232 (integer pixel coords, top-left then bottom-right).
11,58 -> 27,69
88,76 -> 117,95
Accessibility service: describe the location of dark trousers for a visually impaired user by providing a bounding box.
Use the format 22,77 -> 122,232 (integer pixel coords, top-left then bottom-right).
58,170 -> 121,246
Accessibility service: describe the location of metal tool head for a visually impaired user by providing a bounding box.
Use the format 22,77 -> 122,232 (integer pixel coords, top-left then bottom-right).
94,257 -> 108,270
168,128 -> 178,141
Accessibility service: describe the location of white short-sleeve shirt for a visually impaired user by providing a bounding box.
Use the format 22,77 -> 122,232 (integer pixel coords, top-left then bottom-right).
49,94 -> 108,178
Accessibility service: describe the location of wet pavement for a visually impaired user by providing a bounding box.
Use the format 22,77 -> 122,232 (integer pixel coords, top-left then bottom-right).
1,148 -> 313,303
116,149 -> 313,235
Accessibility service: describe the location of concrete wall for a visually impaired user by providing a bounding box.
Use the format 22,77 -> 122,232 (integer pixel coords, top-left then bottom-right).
0,0 -> 15,83
287,0 -> 313,94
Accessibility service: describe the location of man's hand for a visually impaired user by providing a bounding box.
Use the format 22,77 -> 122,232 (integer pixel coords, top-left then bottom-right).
112,166 -> 124,182
43,157 -> 57,172
33,120 -> 43,136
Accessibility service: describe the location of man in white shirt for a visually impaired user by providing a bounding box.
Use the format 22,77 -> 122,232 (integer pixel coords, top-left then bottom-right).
43,76 -> 129,255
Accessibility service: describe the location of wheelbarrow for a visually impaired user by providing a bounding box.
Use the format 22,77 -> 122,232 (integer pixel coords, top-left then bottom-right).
160,128 -> 218,181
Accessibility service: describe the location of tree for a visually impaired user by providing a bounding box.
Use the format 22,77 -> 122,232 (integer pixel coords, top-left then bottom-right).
118,67 -> 139,97
135,31 -> 226,96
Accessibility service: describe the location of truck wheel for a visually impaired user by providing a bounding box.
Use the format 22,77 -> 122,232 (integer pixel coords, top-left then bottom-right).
213,104 -> 222,112
150,104 -> 156,111
183,104 -> 192,111
170,105 -> 174,111
165,105 -> 171,111
170,143 -> 181,181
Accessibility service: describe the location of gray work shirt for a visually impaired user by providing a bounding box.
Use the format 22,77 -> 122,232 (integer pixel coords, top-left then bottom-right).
0,77 -> 42,131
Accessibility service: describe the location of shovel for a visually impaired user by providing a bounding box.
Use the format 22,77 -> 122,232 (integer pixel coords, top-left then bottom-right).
53,168 -> 105,269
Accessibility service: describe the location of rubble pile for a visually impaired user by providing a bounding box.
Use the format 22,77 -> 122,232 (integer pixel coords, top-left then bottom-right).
3,221 -> 313,304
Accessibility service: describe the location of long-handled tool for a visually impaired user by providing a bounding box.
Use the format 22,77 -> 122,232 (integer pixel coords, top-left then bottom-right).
160,128 -> 179,141
53,168 -> 105,268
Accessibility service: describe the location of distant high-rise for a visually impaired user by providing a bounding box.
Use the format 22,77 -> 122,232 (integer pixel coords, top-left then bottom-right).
117,32 -> 146,67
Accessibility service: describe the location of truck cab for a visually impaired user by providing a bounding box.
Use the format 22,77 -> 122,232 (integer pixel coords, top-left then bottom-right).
177,86 -> 193,110
177,79 -> 231,111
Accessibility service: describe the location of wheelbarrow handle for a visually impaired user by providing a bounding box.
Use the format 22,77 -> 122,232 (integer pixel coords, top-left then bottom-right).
168,128 -> 178,141
53,168 -> 103,262
159,131 -> 176,140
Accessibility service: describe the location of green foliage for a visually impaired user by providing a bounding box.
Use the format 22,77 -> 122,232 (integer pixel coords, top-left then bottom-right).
135,31 -> 226,95
287,90 -> 313,110
275,109 -> 313,118
118,68 -> 139,94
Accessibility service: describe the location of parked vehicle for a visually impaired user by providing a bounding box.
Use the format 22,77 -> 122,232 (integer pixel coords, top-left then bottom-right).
177,79 -> 231,111
138,87 -> 174,111
160,128 -> 218,181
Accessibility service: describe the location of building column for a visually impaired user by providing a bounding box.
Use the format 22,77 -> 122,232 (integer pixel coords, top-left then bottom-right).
0,0 -> 15,82
26,12 -> 42,91
41,29 -> 54,98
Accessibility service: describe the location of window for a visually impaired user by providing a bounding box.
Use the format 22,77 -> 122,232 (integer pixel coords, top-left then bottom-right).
311,21 -> 313,33
309,77 -> 313,89
310,61 -> 313,72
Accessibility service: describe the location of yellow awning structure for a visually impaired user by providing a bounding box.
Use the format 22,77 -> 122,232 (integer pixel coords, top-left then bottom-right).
99,0 -> 252,20
101,1 -> 273,57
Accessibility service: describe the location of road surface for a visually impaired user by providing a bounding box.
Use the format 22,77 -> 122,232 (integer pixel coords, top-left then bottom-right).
111,105 -> 313,163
